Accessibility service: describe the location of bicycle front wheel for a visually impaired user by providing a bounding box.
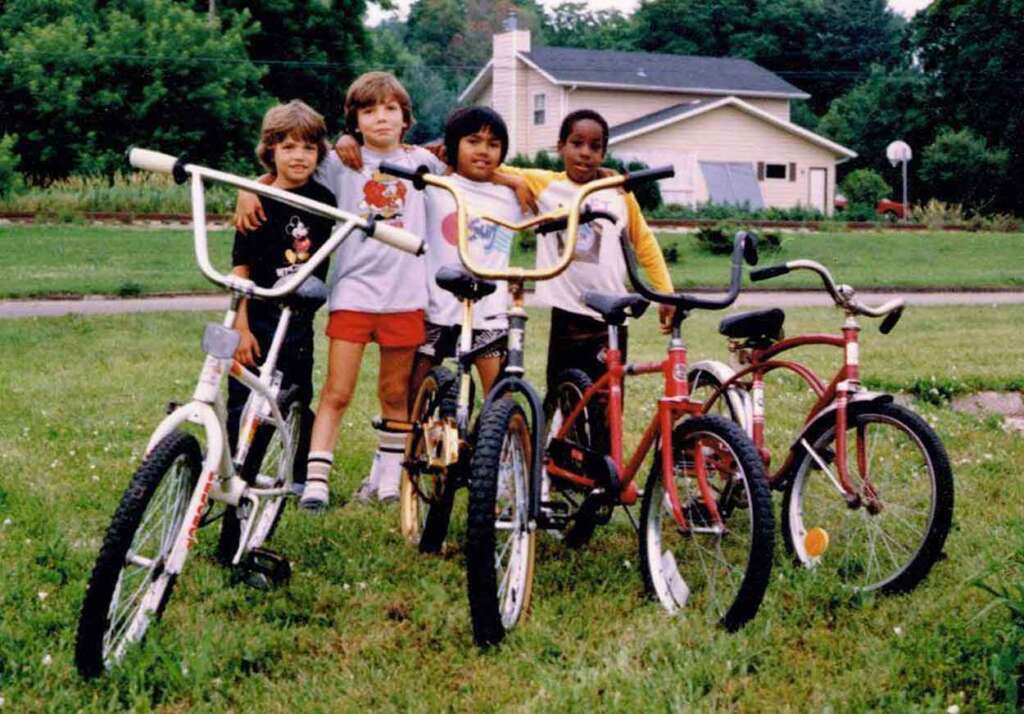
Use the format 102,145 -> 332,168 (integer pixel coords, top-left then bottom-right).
75,430 -> 201,678
465,399 -> 536,646
639,416 -> 774,631
218,388 -> 303,563
782,400 -> 954,593
401,366 -> 458,554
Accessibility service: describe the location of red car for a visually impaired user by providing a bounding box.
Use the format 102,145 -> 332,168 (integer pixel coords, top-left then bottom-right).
877,198 -> 907,221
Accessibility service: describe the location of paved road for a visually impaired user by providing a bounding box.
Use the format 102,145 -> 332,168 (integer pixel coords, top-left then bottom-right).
3,290 -> 1024,319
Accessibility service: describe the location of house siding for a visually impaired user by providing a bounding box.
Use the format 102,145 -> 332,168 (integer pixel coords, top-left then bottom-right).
521,68 -> 561,156
612,106 -> 839,214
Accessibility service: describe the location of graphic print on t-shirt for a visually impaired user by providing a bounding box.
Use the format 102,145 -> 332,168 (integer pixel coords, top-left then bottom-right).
554,197 -> 613,265
441,212 -> 513,255
283,215 -> 313,266
359,171 -> 407,222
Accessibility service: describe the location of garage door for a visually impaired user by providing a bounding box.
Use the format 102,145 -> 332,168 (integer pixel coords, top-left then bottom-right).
699,161 -> 764,209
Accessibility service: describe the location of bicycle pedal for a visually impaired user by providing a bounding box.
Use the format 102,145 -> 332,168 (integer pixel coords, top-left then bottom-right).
537,509 -> 570,530
540,499 -> 570,513
232,547 -> 292,591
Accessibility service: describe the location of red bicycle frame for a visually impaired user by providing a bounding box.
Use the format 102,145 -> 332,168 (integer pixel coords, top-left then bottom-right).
547,333 -> 727,531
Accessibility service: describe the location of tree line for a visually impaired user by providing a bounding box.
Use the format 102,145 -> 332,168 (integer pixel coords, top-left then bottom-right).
1,0 -> 1021,214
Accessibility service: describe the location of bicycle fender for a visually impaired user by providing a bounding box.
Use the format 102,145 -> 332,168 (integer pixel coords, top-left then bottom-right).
689,359 -> 753,434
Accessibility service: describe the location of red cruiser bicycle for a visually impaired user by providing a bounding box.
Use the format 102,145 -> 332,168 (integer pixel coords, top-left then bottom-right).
688,259 -> 954,593
545,231 -> 775,631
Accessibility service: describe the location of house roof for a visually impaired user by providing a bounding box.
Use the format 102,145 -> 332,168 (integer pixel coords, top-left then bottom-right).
459,46 -> 810,102
608,96 -> 857,159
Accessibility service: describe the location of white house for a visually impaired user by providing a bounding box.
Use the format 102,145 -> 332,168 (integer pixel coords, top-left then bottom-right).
459,18 -> 857,214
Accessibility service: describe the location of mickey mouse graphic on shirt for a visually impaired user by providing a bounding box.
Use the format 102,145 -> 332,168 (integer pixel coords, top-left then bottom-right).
555,198 -> 611,265
283,215 -> 312,266
359,171 -> 407,222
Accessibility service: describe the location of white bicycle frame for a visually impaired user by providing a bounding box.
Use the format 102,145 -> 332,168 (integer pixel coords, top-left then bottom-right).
126,148 -> 425,576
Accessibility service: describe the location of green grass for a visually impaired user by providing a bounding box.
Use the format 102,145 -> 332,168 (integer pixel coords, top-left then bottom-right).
4,225 -> 1022,299
0,304 -> 1022,711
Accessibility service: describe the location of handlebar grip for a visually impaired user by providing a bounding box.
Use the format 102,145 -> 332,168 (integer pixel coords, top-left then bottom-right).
535,209 -> 617,236
378,161 -> 428,190
879,305 -> 903,335
368,219 -> 426,256
127,147 -> 187,183
623,165 -> 675,192
740,231 -> 759,266
750,263 -> 790,282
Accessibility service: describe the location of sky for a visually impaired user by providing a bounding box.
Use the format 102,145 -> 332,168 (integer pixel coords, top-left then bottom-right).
366,0 -> 934,26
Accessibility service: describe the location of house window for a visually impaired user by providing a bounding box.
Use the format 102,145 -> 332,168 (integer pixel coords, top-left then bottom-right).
765,163 -> 788,179
533,93 -> 546,125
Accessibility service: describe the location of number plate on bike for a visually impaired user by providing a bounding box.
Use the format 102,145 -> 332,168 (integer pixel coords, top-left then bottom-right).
202,323 -> 241,359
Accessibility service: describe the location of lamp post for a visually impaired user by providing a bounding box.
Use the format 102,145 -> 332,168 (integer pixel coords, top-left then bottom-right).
886,140 -> 912,223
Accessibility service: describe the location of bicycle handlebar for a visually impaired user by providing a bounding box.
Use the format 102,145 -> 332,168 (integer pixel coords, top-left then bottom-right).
534,210 -> 617,236
127,147 -> 426,300
751,258 -> 905,330
622,230 -> 758,312
378,161 -> 674,281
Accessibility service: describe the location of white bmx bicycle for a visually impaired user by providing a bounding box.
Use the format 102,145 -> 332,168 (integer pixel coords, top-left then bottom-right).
74,148 -> 424,678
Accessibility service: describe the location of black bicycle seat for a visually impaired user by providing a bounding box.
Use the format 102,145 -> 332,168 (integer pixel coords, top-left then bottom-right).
718,308 -> 785,345
583,292 -> 650,326
435,264 -> 497,302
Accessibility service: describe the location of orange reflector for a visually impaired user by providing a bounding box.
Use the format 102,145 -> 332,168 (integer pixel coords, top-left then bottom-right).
804,527 -> 830,557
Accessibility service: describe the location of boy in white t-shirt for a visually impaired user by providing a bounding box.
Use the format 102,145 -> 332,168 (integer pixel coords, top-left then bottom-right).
412,106 -> 523,398
235,73 -> 444,509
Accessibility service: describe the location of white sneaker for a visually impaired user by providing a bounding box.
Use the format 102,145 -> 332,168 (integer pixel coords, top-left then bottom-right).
299,478 -> 329,512
376,454 -> 403,503
352,453 -> 381,504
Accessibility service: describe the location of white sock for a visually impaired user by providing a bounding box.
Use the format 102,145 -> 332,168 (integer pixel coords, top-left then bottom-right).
375,429 -> 406,501
300,450 -> 333,510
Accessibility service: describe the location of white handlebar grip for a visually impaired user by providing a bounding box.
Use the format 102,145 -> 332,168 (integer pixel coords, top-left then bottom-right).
128,147 -> 179,174
372,221 -> 426,255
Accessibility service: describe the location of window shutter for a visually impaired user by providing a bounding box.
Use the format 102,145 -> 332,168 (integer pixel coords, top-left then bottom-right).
757,162 -> 765,181
789,162 -> 796,182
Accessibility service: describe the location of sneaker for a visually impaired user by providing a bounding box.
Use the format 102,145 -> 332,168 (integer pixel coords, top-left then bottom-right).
290,481 -> 306,498
299,478 -> 329,512
375,454 -> 403,503
351,474 -> 378,504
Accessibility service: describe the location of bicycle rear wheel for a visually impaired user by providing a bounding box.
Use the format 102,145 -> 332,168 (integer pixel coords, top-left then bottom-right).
639,416 -> 774,631
76,430 -> 201,677
218,388 -> 303,564
782,400 -> 954,593
401,366 -> 458,554
465,399 -> 536,646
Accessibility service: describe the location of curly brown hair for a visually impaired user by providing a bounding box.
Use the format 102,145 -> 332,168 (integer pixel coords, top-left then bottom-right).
256,100 -> 330,174
343,71 -> 414,142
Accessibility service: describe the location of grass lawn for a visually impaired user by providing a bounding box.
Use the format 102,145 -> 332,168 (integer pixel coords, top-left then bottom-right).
2,224 -> 1024,299
0,304 -> 1022,711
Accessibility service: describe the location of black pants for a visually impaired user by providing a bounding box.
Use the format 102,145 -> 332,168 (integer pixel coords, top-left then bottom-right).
226,314 -> 315,484
545,308 -> 628,455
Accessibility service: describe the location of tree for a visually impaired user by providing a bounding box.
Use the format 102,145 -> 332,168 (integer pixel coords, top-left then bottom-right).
629,0 -> 752,57
919,128 -> 1009,210
3,0 -> 269,182
912,0 -> 1024,211
195,0 -> 369,134
542,2 -> 632,50
817,65 -> 935,188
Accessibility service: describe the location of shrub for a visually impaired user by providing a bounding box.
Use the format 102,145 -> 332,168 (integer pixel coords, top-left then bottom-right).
0,135 -> 21,198
694,223 -> 781,255
841,202 -> 878,222
911,199 -> 965,229
841,169 -> 891,208
920,127 -> 1010,211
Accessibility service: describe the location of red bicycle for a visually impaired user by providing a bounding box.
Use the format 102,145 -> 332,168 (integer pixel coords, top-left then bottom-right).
545,231 -> 775,631
688,259 -> 954,593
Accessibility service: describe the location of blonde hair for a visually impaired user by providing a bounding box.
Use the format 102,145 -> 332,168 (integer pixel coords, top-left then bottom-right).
256,100 -> 330,173
344,71 -> 414,141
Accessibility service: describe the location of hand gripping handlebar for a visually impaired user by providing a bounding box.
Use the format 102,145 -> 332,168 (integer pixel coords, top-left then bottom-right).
378,161 -> 674,282
127,147 -> 426,300
750,259 -> 905,333
622,229 -> 759,313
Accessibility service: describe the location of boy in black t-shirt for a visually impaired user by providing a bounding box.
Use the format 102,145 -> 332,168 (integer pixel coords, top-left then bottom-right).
226,100 -> 337,492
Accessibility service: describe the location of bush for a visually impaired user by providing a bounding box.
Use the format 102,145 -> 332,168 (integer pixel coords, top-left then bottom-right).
911,199 -> 965,229
649,201 -> 825,222
841,202 -> 878,222
694,223 -> 781,255
920,127 -> 1010,211
841,169 -> 890,208
0,135 -> 21,198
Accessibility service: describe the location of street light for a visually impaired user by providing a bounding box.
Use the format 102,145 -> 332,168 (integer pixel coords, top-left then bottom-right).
886,140 -> 912,223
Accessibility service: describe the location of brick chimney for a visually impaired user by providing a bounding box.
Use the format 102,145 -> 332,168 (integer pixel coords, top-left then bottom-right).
491,11 -> 530,156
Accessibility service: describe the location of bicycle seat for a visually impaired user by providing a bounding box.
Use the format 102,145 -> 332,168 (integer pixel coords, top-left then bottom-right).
583,291 -> 650,326
718,308 -> 785,345
435,264 -> 497,301
277,275 -> 328,313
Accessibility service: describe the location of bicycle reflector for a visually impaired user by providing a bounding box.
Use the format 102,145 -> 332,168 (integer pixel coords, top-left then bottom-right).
804,527 -> 830,558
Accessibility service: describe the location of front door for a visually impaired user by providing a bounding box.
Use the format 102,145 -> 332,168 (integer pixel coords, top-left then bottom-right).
809,167 -> 827,214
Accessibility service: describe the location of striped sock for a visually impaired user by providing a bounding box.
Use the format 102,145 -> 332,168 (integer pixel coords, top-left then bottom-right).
375,429 -> 407,502
300,450 -> 333,511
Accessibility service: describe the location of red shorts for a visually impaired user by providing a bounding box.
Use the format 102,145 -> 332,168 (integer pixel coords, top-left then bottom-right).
325,309 -> 425,348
